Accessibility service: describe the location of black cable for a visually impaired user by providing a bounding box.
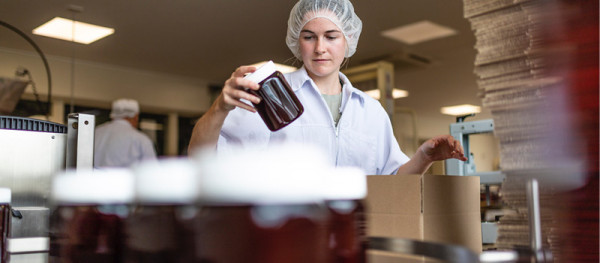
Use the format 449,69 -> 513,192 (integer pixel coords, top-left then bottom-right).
0,20 -> 52,118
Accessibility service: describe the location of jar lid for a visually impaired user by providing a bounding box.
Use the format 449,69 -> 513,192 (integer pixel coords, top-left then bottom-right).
52,168 -> 134,204
132,158 -> 199,204
322,167 -> 367,200
0,188 -> 11,203
244,60 -> 276,83
195,143 -> 330,204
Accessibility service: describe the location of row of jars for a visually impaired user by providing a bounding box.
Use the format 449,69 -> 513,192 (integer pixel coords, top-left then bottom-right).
49,144 -> 368,263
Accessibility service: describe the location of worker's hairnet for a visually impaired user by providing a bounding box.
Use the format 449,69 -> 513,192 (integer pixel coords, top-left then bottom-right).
110,98 -> 139,119
286,0 -> 362,59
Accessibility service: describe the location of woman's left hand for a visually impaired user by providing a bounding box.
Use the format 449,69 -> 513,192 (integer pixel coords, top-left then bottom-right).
419,135 -> 468,162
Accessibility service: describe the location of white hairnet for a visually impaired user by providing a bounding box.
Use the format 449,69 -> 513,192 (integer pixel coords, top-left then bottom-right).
110,98 -> 139,119
286,0 -> 362,59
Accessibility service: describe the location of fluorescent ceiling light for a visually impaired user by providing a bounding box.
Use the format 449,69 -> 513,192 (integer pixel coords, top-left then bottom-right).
33,17 -> 114,44
440,104 -> 481,116
381,20 -> 457,45
365,89 -> 409,100
249,61 -> 297,74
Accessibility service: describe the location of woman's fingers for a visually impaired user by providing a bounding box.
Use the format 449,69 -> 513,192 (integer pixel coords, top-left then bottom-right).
231,65 -> 257,78
223,87 -> 261,104
217,66 -> 263,113
222,94 -> 257,112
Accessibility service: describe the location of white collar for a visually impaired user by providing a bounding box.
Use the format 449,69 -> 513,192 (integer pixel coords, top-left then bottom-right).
285,66 -> 366,107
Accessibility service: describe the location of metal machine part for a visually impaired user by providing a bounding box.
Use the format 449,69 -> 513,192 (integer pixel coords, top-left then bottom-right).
444,118 -> 504,182
66,113 -> 95,170
369,237 -> 479,263
0,114 -> 95,263
0,116 -> 66,263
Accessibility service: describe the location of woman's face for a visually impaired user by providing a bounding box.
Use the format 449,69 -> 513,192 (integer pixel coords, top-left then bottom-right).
299,17 -> 347,80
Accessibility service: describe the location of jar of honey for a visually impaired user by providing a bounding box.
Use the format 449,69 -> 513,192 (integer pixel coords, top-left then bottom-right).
244,60 -> 304,131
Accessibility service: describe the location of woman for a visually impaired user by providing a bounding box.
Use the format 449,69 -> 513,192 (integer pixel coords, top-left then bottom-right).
188,0 -> 467,175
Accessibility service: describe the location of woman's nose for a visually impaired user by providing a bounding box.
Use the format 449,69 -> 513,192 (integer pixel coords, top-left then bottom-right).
315,38 -> 326,54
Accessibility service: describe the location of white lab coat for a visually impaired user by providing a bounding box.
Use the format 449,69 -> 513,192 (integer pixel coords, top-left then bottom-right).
94,119 -> 157,168
217,67 -> 409,175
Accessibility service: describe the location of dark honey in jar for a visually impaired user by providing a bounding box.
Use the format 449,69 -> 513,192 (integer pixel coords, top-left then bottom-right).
195,144 -> 332,263
324,167 -> 368,263
125,158 -> 199,263
245,60 -> 304,131
50,169 -> 134,263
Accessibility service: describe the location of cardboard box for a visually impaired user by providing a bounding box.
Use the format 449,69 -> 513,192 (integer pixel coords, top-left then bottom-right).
365,174 -> 482,262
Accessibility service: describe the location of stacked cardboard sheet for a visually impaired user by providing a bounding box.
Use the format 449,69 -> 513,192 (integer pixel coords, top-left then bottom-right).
463,0 -> 598,261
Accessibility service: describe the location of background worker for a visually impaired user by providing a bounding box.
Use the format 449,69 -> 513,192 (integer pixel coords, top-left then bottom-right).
94,98 -> 157,168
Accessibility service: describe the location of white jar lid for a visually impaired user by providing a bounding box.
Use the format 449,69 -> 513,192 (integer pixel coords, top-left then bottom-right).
244,60 -> 276,83
322,167 -> 367,200
196,143 -> 331,204
132,158 -> 199,204
52,168 -> 134,204
0,188 -> 11,203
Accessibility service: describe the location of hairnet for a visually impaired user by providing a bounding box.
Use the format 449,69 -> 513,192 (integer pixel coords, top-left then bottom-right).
286,0 -> 363,59
110,98 -> 139,119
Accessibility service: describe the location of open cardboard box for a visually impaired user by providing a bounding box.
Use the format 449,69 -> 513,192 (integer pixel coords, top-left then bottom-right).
365,174 -> 482,262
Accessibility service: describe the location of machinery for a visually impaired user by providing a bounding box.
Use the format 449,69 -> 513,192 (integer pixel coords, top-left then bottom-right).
0,114 -> 94,263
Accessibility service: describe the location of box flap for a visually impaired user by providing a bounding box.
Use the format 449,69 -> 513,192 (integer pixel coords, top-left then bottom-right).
422,175 -> 480,215
366,174 -> 422,215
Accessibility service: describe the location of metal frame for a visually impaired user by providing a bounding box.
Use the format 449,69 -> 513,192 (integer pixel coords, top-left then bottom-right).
66,113 -> 95,169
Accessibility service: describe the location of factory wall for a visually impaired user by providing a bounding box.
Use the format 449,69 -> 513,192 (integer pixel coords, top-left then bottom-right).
0,47 -> 211,119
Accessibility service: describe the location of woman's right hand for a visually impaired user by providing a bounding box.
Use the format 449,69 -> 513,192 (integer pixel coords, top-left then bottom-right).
215,65 -> 262,113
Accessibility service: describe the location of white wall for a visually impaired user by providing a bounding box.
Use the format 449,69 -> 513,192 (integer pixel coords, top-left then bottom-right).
0,47 -> 211,119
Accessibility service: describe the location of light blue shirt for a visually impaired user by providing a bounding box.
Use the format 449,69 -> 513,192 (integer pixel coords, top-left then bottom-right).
217,67 -> 409,175
94,119 -> 157,168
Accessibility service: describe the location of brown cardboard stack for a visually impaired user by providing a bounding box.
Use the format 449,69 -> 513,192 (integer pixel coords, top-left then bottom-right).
365,174 -> 481,262
463,0 -> 599,261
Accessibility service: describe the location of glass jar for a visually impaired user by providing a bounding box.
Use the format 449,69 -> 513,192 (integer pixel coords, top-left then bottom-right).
50,169 -> 134,263
194,144 -> 331,263
323,167 -> 368,263
125,158 -> 199,263
245,60 -> 303,131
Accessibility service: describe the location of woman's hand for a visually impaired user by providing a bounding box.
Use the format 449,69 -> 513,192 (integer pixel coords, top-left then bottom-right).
215,66 -> 262,113
188,65 -> 262,151
419,135 -> 467,162
396,135 -> 467,175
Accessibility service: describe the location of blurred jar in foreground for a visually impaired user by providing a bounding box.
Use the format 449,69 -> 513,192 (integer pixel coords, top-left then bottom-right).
0,188 -> 10,263
50,169 -> 134,263
193,144 -> 331,263
125,158 -> 199,263
324,167 -> 368,263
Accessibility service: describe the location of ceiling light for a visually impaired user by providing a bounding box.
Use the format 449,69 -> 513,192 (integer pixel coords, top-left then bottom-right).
33,17 -> 114,44
249,61 -> 297,74
440,104 -> 481,116
365,89 -> 409,100
381,20 -> 457,45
